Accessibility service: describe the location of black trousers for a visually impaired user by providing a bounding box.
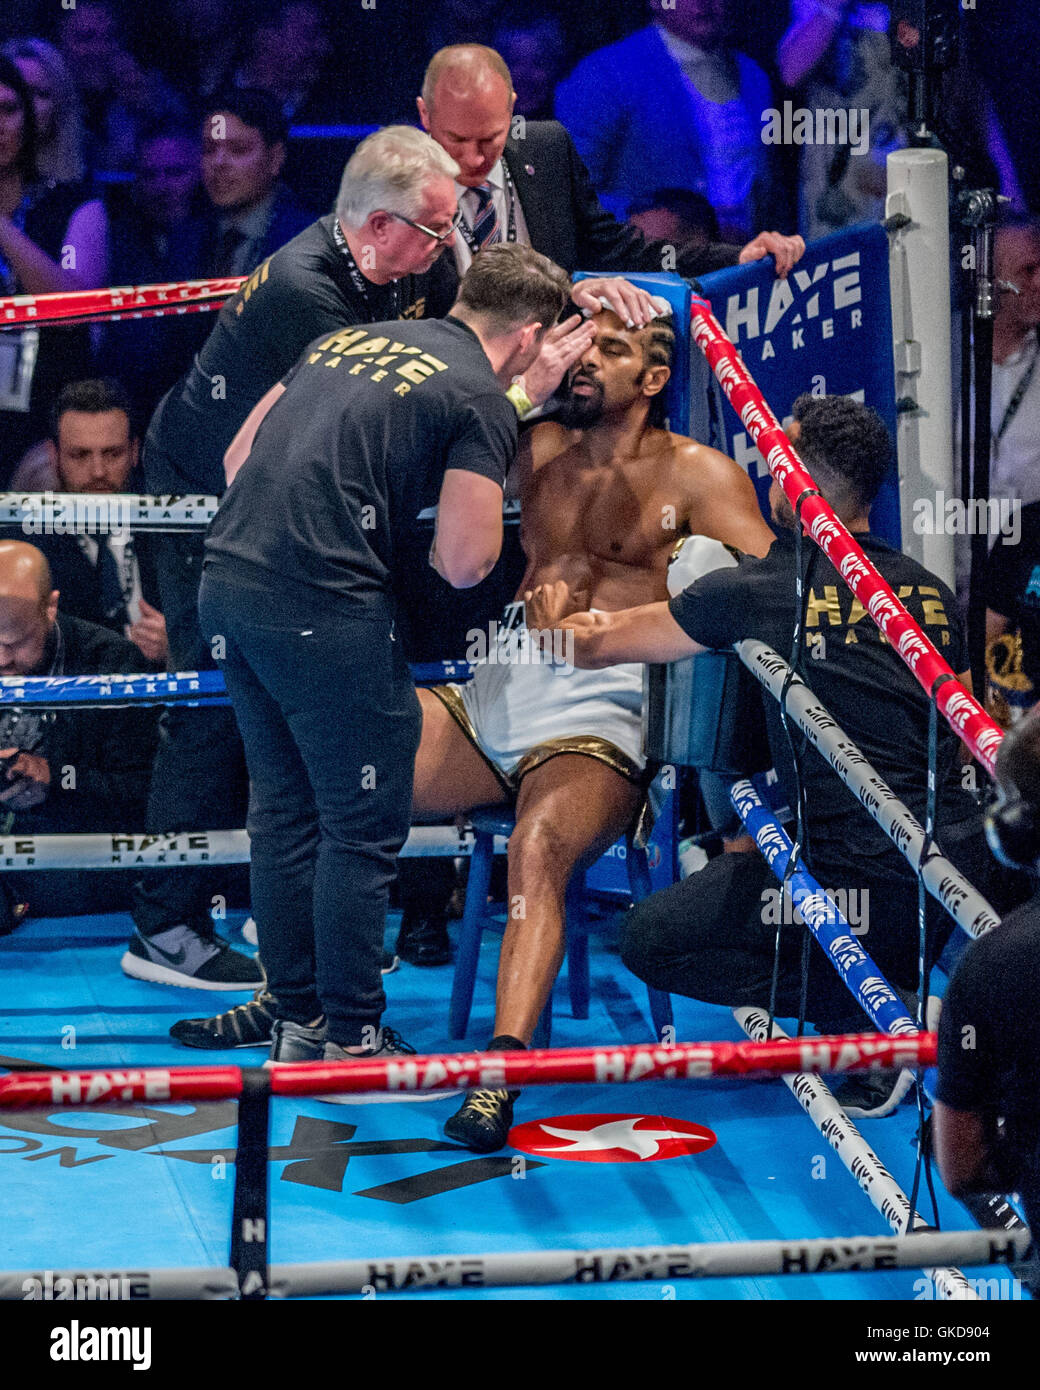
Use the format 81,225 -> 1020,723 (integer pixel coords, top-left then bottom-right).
620,817 -> 1000,1029
198,561 -> 422,1045
131,534 -> 250,936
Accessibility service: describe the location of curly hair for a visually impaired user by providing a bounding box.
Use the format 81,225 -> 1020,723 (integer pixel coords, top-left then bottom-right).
791,393 -> 892,512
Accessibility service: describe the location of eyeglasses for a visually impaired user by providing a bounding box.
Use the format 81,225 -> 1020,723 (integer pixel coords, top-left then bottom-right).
387,209 -> 463,243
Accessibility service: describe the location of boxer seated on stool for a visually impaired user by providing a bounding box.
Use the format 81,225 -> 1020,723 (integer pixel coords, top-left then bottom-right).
417,306 -> 775,1152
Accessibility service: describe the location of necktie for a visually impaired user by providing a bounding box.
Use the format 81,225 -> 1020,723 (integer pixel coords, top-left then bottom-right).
469,184 -> 501,251
215,225 -> 247,277
95,535 -> 128,629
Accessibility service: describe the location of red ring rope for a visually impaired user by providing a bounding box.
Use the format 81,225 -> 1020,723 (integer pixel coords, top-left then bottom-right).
689,297 -> 1003,775
0,1033 -> 937,1107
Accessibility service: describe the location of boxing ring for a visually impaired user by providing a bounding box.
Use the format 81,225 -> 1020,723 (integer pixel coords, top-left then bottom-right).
0,240 -> 1031,1307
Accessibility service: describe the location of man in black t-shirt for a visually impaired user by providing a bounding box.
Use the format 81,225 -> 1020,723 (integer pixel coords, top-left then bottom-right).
128,125 -> 466,990
196,245 -> 573,1066
985,499 -> 1040,721
935,704 -> 1040,1287
531,395 -> 1004,1054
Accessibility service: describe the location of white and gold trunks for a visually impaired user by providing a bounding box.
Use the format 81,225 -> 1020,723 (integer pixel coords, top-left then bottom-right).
431,614 -> 646,795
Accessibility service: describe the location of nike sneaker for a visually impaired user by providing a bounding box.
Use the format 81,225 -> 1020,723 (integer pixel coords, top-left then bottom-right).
121,924 -> 264,991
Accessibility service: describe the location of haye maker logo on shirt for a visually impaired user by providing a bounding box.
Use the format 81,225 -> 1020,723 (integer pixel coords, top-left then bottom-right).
802,583 -> 953,651
305,328 -> 449,397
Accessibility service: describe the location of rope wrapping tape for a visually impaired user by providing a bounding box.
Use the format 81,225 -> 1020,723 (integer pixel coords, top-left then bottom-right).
731,777 -> 919,1036
690,297 -> 1003,777
0,1035 -> 938,1107
737,1007 -> 978,1300
0,824 -> 506,869
3,1228 -> 1025,1298
0,664 -> 472,708
0,492 -> 218,531
737,639 -> 1002,940
0,278 -> 243,330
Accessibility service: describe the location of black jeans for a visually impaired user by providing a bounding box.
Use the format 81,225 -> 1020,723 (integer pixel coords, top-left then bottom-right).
198,560 -> 422,1045
132,533 -> 249,936
620,817 -> 1000,1029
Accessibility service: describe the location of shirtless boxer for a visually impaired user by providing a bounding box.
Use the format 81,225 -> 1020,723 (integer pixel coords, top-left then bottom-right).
421,306 -> 777,1151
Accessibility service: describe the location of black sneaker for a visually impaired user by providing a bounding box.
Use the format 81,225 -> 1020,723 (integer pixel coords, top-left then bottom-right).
395,912 -> 452,967
169,990 -> 277,1050
121,925 -> 264,991
832,1069 -> 913,1119
444,1088 -> 518,1151
264,1016 -> 327,1066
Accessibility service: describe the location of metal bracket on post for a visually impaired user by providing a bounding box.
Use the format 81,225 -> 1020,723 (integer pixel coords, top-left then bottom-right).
230,1067 -> 271,1301
957,186 -> 1009,703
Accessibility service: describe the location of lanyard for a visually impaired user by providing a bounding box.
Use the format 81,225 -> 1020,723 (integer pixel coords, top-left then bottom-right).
457,161 -> 519,257
996,334 -> 1040,445
331,217 -> 401,319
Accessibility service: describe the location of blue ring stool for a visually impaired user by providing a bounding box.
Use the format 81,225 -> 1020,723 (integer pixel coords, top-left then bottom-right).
448,806 -> 674,1047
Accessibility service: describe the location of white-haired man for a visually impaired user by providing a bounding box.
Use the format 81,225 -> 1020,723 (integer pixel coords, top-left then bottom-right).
131,126 -> 595,999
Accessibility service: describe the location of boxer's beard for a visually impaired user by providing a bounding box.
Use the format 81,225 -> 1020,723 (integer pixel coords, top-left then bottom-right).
555,373 -> 605,428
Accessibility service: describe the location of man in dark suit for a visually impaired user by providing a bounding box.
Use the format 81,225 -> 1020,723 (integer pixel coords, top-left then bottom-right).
0,540 -> 160,925
11,379 -> 166,670
417,44 -> 805,321
201,87 -> 313,274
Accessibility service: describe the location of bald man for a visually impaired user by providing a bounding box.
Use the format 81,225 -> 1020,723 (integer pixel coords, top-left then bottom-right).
0,541 -> 160,923
416,43 -> 805,325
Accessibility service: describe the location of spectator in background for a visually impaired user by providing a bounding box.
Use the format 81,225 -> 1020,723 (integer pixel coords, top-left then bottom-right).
0,56 -> 103,481
954,219 -> 1040,609
778,1 -> 1023,240
201,89 -> 311,278
153,0 -> 244,105
426,0 -> 506,57
0,540 -> 159,921
95,119 -> 208,420
986,220 -> 1040,509
554,0 -> 776,239
58,0 -> 183,179
491,7 -> 570,121
3,38 -> 85,186
627,187 -> 722,257
5,380 -> 166,668
230,0 -> 334,123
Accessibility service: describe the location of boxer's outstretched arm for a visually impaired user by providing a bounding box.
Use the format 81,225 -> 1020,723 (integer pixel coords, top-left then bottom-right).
564,601 -> 703,669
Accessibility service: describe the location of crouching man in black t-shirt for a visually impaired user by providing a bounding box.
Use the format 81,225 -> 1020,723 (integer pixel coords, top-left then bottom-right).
935,705 -> 1040,1289
528,395 -> 1009,1110
198,244 -> 577,1069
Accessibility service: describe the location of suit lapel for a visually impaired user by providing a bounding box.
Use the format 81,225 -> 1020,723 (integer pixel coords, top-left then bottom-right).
503,140 -> 557,256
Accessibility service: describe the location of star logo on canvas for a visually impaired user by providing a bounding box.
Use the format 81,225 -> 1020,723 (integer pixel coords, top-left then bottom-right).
508,1113 -> 717,1163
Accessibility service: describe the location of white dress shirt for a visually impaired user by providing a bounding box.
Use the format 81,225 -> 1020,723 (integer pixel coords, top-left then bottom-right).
451,158 -> 531,277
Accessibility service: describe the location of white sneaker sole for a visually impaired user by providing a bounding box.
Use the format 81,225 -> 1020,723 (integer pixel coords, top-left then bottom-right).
121,950 -> 263,992
317,1087 -> 462,1105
